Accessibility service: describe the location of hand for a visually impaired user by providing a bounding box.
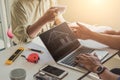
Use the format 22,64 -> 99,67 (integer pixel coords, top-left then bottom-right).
54,14 -> 66,25
42,7 -> 59,22
55,5 -> 66,14
70,22 -> 94,40
75,53 -> 102,72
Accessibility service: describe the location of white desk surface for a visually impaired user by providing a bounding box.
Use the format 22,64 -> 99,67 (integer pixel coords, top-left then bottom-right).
0,37 -> 119,80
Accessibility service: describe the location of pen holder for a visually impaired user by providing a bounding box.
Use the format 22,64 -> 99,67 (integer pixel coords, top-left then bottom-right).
9,68 -> 26,80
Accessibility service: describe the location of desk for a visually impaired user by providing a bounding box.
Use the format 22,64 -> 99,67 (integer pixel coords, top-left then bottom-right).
0,37 -> 119,80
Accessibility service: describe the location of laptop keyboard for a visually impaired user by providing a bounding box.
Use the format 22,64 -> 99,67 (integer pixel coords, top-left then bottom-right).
61,47 -> 94,67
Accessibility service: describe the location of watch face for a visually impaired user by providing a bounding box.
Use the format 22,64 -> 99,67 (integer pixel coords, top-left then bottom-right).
96,66 -> 106,74
96,66 -> 103,73
97,66 -> 103,71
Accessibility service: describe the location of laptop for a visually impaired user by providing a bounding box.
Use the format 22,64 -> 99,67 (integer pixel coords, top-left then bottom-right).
39,22 -> 107,72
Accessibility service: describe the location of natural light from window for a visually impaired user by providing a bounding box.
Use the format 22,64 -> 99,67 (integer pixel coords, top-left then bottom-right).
58,0 -> 120,29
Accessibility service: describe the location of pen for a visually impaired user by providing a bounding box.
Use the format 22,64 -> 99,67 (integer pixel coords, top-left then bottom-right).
28,48 -> 43,53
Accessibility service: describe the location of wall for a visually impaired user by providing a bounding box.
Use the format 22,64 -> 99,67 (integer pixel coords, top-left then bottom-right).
58,0 -> 120,30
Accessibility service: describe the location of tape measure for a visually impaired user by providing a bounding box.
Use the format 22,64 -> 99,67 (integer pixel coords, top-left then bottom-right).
5,47 -> 24,65
21,53 -> 40,63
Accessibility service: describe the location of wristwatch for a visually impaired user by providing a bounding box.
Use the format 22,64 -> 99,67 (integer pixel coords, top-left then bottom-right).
96,66 -> 106,75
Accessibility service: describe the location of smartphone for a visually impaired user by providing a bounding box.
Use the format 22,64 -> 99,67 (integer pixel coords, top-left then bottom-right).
40,65 -> 68,79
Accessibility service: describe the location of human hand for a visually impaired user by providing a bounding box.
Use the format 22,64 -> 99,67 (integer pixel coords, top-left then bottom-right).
53,6 -> 66,25
55,5 -> 66,14
75,53 -> 102,72
42,7 -> 59,22
70,22 -> 94,40
42,6 -> 66,23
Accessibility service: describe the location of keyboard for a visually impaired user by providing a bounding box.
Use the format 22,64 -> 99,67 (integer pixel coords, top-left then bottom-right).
61,47 -> 94,67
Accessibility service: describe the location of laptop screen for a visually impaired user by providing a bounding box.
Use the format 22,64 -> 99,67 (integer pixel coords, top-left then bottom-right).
39,22 -> 80,61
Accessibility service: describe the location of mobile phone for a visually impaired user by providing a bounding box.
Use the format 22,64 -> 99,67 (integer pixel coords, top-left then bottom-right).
40,65 -> 68,79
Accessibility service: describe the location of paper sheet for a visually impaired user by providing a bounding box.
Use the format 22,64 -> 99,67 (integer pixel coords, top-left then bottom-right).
91,50 -> 109,61
80,39 -> 109,49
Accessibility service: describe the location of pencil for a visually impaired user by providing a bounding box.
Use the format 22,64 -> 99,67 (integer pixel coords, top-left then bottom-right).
28,48 -> 44,54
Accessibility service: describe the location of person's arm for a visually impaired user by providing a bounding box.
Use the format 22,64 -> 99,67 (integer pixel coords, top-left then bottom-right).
102,30 -> 120,35
72,22 -> 120,50
90,31 -> 120,50
27,0 -> 66,38
11,1 -> 59,43
27,7 -> 59,38
75,54 -> 120,80
99,69 -> 120,80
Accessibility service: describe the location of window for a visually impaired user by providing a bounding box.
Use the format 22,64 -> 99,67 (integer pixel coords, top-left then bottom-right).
0,0 -> 11,51
0,16 -> 5,51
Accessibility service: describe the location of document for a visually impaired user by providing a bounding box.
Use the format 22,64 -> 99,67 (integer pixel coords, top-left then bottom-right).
80,39 -> 108,49
91,50 -> 108,61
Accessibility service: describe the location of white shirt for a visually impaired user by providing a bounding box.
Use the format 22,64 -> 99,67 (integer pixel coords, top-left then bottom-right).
11,0 -> 57,44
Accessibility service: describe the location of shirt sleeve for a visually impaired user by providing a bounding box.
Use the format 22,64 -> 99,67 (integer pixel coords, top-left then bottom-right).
11,0 -> 32,43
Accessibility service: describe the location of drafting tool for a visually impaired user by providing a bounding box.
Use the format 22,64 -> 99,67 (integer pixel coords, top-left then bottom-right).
28,48 -> 43,54
5,47 -> 24,65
